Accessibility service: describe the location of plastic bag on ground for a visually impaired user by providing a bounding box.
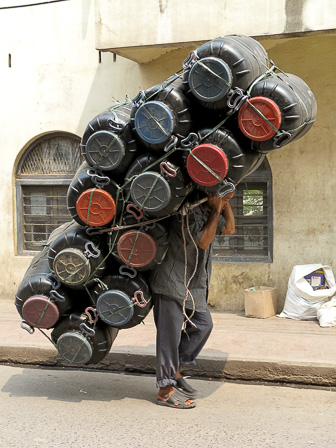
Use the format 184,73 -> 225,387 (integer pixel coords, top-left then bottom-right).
317,296 -> 336,327
278,264 -> 336,321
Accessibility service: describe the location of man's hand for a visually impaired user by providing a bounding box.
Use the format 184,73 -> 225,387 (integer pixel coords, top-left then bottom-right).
220,191 -> 235,209
206,194 -> 224,213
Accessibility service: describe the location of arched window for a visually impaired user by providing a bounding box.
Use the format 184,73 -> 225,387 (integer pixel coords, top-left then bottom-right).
213,157 -> 273,262
16,133 -> 82,254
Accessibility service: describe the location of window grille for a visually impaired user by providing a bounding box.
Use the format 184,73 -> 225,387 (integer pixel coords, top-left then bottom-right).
16,133 -> 82,254
213,157 -> 273,263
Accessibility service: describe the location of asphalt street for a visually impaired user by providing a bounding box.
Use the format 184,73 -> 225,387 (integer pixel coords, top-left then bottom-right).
1,364 -> 336,448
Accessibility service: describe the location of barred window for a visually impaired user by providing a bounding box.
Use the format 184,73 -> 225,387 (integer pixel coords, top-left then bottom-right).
213,157 -> 273,262
16,133 -> 82,254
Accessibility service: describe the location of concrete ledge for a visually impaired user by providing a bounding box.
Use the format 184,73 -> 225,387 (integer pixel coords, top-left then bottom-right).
2,345 -> 336,388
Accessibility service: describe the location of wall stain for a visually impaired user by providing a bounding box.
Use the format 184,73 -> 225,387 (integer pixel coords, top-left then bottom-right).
285,0 -> 305,33
159,0 -> 168,14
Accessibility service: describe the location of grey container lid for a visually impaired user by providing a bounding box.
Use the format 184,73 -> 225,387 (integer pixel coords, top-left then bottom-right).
96,290 -> 134,327
188,57 -> 232,102
130,171 -> 171,212
57,331 -> 93,365
85,130 -> 125,170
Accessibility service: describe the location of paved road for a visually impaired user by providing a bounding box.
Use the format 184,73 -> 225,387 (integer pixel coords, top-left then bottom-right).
0,364 -> 335,448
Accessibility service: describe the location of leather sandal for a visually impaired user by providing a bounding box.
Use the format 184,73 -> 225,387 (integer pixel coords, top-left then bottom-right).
157,391 -> 196,409
174,377 -> 198,398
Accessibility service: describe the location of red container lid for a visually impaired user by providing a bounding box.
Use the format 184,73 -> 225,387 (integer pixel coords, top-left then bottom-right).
76,188 -> 116,226
238,96 -> 281,141
117,230 -> 157,267
186,144 -> 228,186
22,295 -> 60,329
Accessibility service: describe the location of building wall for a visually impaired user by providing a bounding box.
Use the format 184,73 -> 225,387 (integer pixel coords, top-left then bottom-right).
0,0 -> 141,295
1,0 -> 335,313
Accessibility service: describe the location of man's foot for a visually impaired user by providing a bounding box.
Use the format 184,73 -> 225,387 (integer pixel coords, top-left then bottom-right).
157,386 -> 196,409
174,377 -> 198,398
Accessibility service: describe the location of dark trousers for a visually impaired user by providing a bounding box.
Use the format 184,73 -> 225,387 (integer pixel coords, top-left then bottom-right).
153,293 -> 213,388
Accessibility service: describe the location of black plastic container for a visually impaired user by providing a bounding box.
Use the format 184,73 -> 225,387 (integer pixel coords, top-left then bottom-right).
51,312 -> 118,365
113,214 -> 169,271
185,128 -> 265,193
182,34 -> 269,111
124,154 -> 194,217
81,103 -> 138,174
15,246 -> 74,329
90,267 -> 152,329
130,79 -> 193,152
67,162 -> 123,227
47,221 -> 108,289
237,72 -> 317,152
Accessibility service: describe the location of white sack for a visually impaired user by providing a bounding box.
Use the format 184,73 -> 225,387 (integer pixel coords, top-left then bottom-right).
278,264 -> 336,320
317,296 -> 336,327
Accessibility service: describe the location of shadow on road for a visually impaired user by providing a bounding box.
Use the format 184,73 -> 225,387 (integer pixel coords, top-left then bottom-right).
1,364 -> 225,404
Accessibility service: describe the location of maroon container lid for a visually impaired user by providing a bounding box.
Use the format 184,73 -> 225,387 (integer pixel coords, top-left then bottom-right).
22,295 -> 60,329
76,188 -> 116,226
117,230 -> 157,267
187,144 -> 229,186
238,96 -> 281,141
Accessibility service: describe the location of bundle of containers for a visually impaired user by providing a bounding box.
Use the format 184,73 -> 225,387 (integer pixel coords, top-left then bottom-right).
15,34 -> 317,366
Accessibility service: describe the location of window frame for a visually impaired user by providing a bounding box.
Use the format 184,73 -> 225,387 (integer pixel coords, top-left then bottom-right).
15,132 -> 81,256
16,177 -> 74,256
213,161 -> 273,264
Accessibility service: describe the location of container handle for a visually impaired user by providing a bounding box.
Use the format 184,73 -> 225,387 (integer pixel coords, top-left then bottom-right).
273,132 -> 291,149
216,182 -> 236,197
79,322 -> 96,337
107,117 -> 126,133
21,320 -> 35,334
46,273 -> 61,291
119,265 -> 137,279
84,241 -> 101,259
132,290 -> 148,308
181,132 -> 199,148
183,50 -> 198,70
163,135 -> 178,153
84,307 -> 98,324
86,226 -> 105,236
227,88 -> 248,111
87,168 -> 111,188
132,90 -> 146,108
160,161 -> 177,178
49,290 -> 65,303
126,203 -> 143,221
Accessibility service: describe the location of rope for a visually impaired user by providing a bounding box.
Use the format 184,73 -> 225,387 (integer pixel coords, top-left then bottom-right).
35,297 -> 52,327
37,328 -> 57,349
195,60 -> 232,88
126,228 -> 142,265
181,212 -> 197,330
85,188 -> 96,225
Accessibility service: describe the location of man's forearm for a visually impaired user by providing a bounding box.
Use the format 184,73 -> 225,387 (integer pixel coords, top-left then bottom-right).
221,204 -> 235,235
198,208 -> 222,250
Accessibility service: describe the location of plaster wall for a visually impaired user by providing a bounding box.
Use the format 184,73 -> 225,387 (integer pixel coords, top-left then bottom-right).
0,0 -> 141,296
95,0 -> 336,62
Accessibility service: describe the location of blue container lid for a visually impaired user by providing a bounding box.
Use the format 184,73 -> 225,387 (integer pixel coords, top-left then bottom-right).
130,171 -> 171,212
188,57 -> 232,102
134,101 -> 174,145
96,290 -> 134,327
57,331 -> 92,365
85,130 -> 125,171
